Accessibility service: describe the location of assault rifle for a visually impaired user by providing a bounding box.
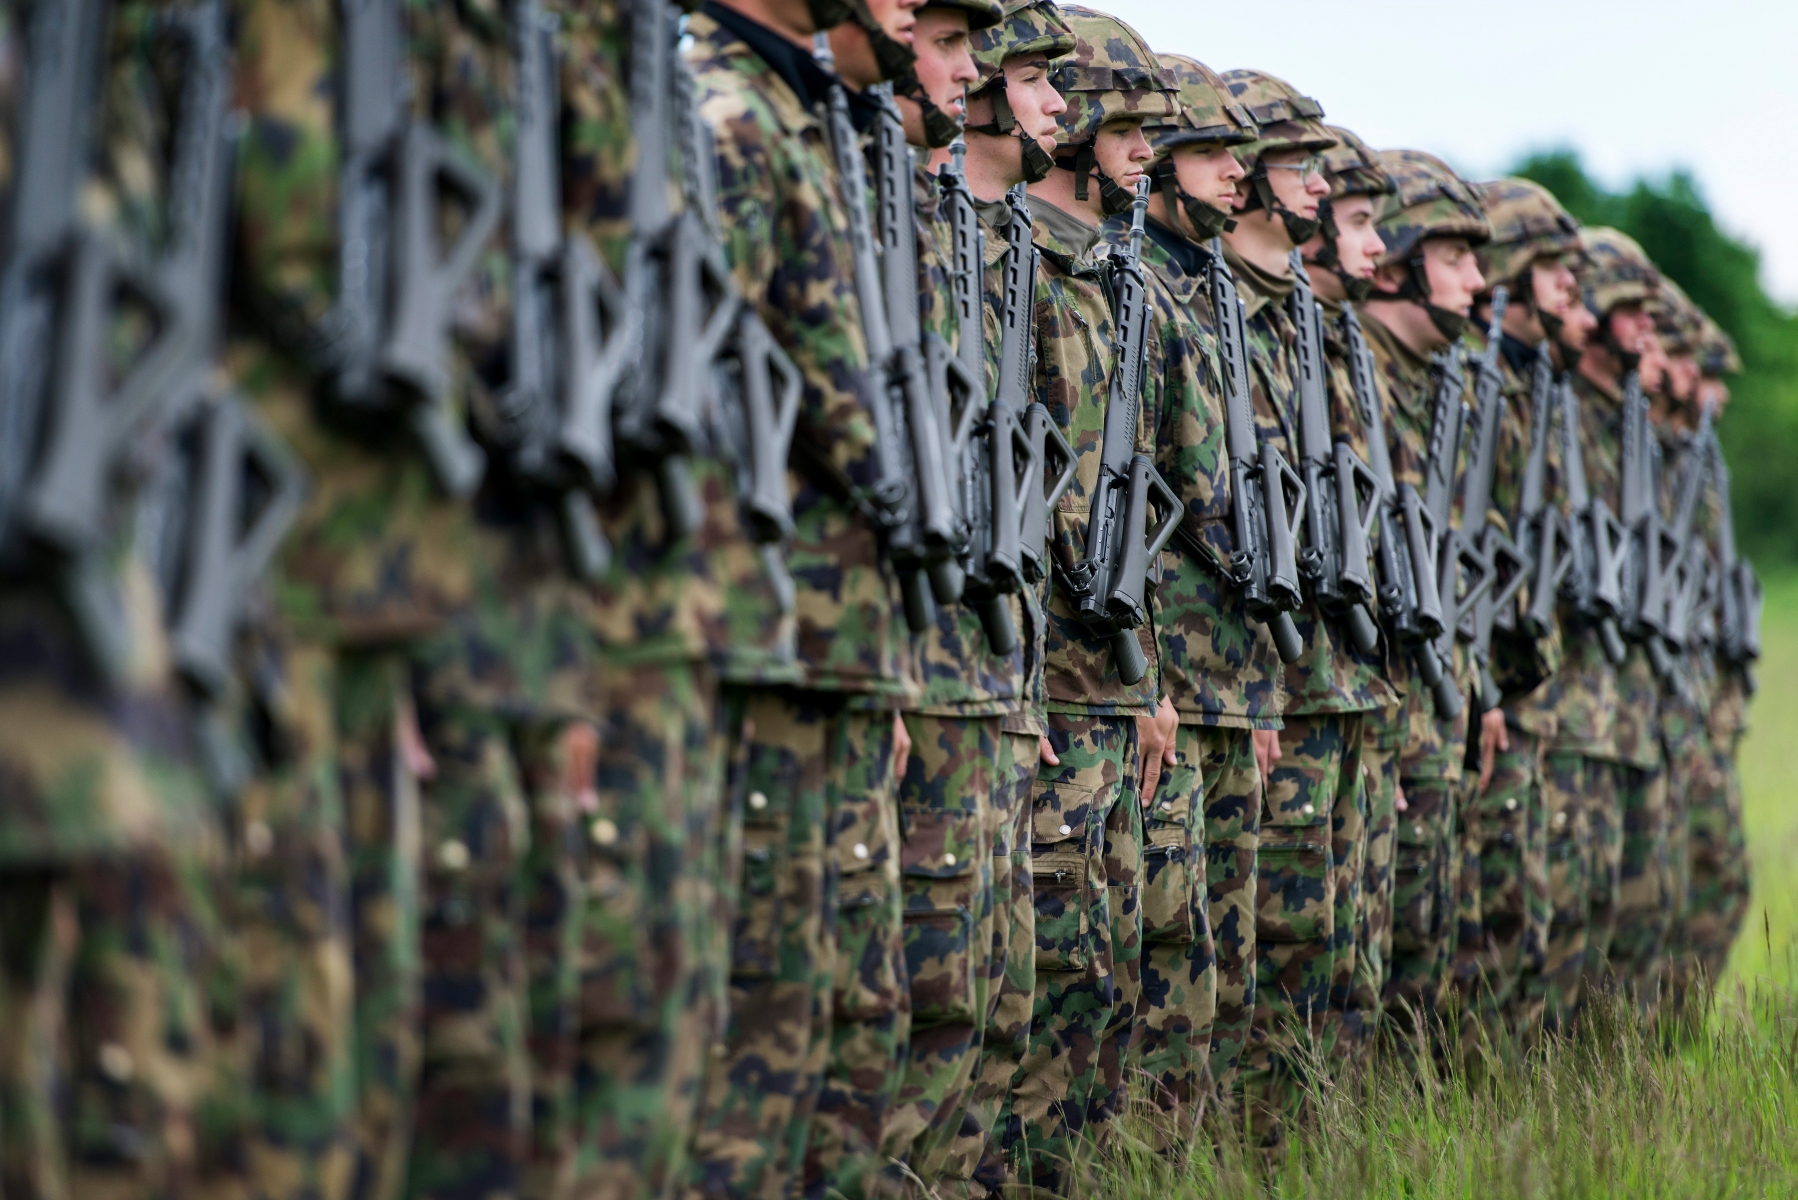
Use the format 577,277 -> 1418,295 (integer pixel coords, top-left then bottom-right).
818,59 -> 953,631
1457,291 -> 1528,712
1618,370 -> 1683,676
1000,186 -> 1078,588
1514,343 -> 1573,640
1340,307 -> 1451,695
1710,432 -> 1760,682
1661,404 -> 1715,653
940,145 -> 1037,654
1558,379 -> 1628,664
1,0 -> 303,704
1059,184 -> 1181,685
1210,237 -> 1304,663
329,0 -> 499,497
1288,252 -> 1380,654
1420,349 -> 1487,719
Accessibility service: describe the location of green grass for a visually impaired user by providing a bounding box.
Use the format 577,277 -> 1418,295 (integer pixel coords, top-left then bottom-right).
1084,579 -> 1798,1198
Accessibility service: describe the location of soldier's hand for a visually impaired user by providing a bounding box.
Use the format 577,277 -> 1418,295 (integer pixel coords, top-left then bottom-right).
893,712 -> 913,784
396,692 -> 437,782
1477,708 -> 1509,795
1039,736 -> 1059,766
1137,697 -> 1179,805
560,722 -> 601,814
1395,782 -> 1408,813
1252,729 -> 1282,784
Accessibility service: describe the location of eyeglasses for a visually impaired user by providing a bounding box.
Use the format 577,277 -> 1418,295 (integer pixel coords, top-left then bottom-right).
1263,155 -> 1326,182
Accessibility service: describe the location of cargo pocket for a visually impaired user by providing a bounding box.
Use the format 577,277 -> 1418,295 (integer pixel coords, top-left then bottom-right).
1390,812 -> 1439,956
1142,758 -> 1201,944
1255,777 -> 1333,946
902,807 -> 981,1023
729,749 -> 798,981
1477,788 -> 1530,919
835,765 -> 902,1020
1029,778 -> 1097,972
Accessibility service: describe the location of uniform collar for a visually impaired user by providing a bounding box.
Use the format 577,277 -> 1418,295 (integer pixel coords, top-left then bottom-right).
1221,242 -> 1293,321
693,5 -> 872,135
1029,196 -> 1100,265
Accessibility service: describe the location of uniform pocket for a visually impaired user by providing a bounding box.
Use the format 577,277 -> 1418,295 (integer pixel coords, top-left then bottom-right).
1030,777 -> 1098,972
1142,759 -> 1201,944
1476,788 -> 1530,919
1390,812 -> 1439,955
729,749 -> 800,981
903,906 -> 977,1023
901,806 -> 982,1022
1255,824 -> 1333,946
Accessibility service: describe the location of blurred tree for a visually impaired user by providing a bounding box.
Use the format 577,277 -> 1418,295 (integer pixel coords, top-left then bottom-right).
1514,150 -> 1798,567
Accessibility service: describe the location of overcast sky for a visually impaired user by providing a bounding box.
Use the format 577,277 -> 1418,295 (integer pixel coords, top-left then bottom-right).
1103,0 -> 1798,305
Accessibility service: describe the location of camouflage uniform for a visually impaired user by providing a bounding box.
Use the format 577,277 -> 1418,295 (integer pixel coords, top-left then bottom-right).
1132,53 -> 1271,1131
1358,150 -> 1490,1030
1450,179 -> 1583,1044
1560,230 -> 1667,1015
1218,71 -> 1393,1143
1000,11 -> 1173,1188
684,11 -> 918,1198
1310,125 -> 1400,1051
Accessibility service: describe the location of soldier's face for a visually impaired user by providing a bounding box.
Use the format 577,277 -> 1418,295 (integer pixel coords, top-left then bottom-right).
1420,236 -> 1485,315
1608,303 -> 1657,356
1667,353 -> 1701,405
1699,376 -> 1729,415
1093,117 -> 1152,191
1170,142 -> 1242,209
912,8 -> 975,120
1003,56 -> 1067,148
1326,194 -> 1383,279
827,0 -> 921,88
1638,329 -> 1670,392
1259,146 -> 1327,218
1559,298 -> 1597,355
1530,256 -> 1579,321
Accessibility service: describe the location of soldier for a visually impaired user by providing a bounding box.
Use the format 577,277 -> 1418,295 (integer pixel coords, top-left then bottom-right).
684,0 -> 920,1193
0,6 -> 231,1194
1128,51 -> 1272,1135
1010,7 -> 1177,1188
1357,149 -> 1492,1030
1454,178 -> 1587,1045
1564,228 -> 1668,1018
1298,124 -> 1401,1052
1217,70 -> 1393,1143
927,4 -> 1076,1190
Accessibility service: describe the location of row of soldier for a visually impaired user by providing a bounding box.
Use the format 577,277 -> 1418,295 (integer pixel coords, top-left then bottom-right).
0,0 -> 1759,1196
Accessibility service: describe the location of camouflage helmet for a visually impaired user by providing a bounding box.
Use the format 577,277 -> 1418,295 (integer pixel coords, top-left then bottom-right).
1374,149 -> 1491,266
1475,178 -> 1582,290
966,0 -> 1075,180
1580,226 -> 1659,315
1142,53 -> 1257,151
1307,125 -> 1392,298
1320,125 -> 1392,201
1218,69 -> 1336,243
1698,314 -> 1741,377
1652,275 -> 1704,357
924,0 -> 1004,31
1046,7 -> 1176,214
970,0 -> 1073,87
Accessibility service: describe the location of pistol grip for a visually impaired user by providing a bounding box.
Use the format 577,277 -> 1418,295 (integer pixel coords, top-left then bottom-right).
1269,611 -> 1303,665
901,568 -> 936,634
1109,628 -> 1147,686
975,595 -> 1018,658
1344,603 -> 1378,656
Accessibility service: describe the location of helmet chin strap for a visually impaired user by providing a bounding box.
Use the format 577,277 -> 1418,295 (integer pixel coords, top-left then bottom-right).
896,69 -> 963,148
1239,165 -> 1320,245
1151,159 -> 1234,240
968,81 -> 1053,182
1309,197 -> 1371,300
1054,143 -> 1134,216
1400,250 -> 1470,342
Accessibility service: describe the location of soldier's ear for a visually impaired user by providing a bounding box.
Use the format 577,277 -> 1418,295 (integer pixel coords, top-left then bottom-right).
1369,260 -> 1407,296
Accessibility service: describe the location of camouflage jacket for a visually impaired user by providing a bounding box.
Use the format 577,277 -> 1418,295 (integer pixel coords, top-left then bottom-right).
1128,221 -> 1283,729
1028,197 -> 1158,717
914,164 -> 1019,717
1357,308 -> 1474,778
689,11 -> 914,701
1570,369 -> 1658,768
1226,247 -> 1393,718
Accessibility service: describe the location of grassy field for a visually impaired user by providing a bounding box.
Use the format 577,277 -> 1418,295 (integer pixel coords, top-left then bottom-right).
1090,576 -> 1798,1198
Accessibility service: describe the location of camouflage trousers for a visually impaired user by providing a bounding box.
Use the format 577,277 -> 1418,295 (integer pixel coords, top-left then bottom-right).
1383,773 -> 1458,1029
927,730 -> 1038,1198
1579,760 -> 1629,999
1004,711 -> 1137,1196
1243,711 -> 1364,1146
1450,726 -> 1549,1051
1346,729 -> 1401,1055
878,714 -> 1000,1183
1126,722 -> 1217,1151
1671,732 -> 1750,995
560,661 -> 728,1200
0,855 -> 224,1200
1198,727 -> 1260,1098
685,690 -> 903,1200
1604,763 -> 1671,1015
1517,752 -> 1610,1035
